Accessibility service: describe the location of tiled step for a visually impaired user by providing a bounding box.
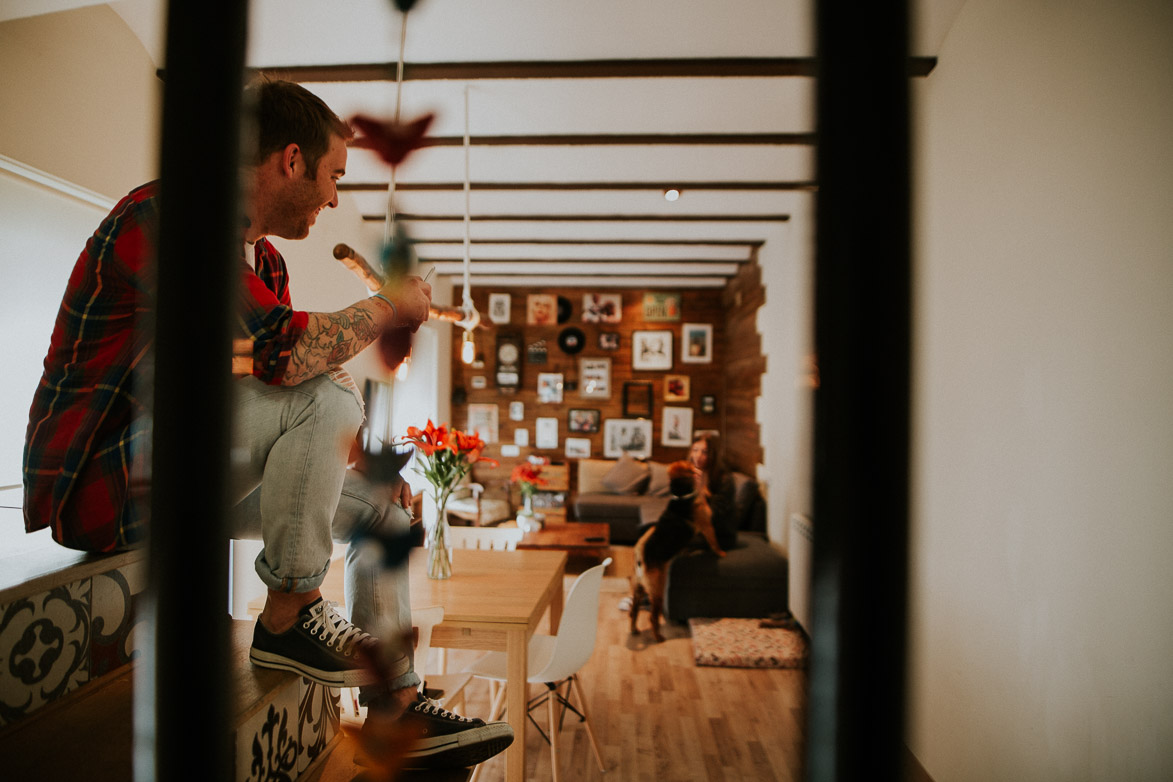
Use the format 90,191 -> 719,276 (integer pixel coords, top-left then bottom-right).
231,619 -> 345,780
0,619 -> 345,780
0,526 -> 147,730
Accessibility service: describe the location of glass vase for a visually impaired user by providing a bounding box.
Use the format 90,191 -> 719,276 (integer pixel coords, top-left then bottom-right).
425,498 -> 453,580
517,492 -> 540,533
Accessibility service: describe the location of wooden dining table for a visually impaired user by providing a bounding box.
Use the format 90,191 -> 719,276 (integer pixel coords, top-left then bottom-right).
409,546 -> 568,782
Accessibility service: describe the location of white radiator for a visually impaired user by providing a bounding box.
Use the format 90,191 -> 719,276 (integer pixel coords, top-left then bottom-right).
788,513 -> 813,633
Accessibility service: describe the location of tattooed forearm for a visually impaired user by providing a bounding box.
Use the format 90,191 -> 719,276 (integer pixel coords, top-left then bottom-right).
282,298 -> 393,385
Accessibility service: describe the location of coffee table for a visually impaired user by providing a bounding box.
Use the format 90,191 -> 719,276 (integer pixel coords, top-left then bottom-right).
511,521 -> 611,560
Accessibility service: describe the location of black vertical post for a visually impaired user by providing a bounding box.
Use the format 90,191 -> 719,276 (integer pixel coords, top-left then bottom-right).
140,3 -> 247,779
807,2 -> 911,781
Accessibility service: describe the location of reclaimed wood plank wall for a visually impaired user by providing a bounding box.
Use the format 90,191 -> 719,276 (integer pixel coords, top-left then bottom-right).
449,278 -> 763,507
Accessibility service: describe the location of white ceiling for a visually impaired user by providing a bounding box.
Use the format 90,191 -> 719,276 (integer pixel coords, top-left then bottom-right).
9,0 -> 964,288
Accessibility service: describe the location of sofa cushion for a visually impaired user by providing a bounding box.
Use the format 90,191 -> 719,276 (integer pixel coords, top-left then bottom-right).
729,472 -> 766,534
602,454 -> 650,494
573,492 -> 646,521
646,461 -> 671,497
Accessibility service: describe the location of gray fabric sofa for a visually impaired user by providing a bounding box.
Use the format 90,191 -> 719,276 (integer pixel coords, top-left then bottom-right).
572,457 -> 787,620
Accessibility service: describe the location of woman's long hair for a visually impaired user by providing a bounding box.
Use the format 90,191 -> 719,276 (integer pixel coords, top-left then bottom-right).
691,432 -> 728,493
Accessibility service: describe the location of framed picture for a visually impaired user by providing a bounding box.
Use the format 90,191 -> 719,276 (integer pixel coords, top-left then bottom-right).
664,374 -> 690,402
537,372 -> 564,403
681,323 -> 713,364
700,394 -> 716,415
526,339 -> 548,365
642,291 -> 682,322
470,375 -> 487,389
527,294 -> 557,325
535,417 -> 559,449
509,400 -> 525,421
661,406 -> 693,447
603,419 -> 653,459
598,332 -> 620,350
631,330 -> 673,371
565,437 -> 592,458
582,292 -> 622,323
579,357 -> 611,399
622,382 -> 654,418
488,293 -> 511,324
568,408 -> 601,434
514,428 -> 530,446
467,403 -> 499,444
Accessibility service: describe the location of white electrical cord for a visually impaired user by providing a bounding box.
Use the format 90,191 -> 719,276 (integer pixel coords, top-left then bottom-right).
383,10 -> 409,248
456,84 -> 480,332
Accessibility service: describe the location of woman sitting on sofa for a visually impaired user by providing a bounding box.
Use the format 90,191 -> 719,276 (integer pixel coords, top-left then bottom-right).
689,432 -> 739,551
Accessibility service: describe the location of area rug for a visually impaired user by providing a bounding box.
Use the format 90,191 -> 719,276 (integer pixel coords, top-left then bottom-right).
688,617 -> 809,669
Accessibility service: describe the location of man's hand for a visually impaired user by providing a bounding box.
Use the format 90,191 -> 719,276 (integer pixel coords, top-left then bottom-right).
377,275 -> 432,332
395,482 -> 414,516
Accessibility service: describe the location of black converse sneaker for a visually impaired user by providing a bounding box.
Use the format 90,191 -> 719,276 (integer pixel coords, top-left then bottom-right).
249,597 -> 378,687
398,691 -> 515,769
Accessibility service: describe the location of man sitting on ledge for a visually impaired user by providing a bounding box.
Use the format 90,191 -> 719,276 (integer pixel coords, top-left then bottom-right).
20,79 -> 512,769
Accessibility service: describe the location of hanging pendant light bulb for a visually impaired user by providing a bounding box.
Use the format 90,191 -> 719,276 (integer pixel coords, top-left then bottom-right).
461,330 -> 475,364
396,353 -> 411,381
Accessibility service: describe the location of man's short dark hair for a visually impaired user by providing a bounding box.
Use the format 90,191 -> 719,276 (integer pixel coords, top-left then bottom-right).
246,79 -> 353,176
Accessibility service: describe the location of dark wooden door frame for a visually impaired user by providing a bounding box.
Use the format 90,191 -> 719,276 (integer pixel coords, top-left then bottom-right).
806,2 -> 912,781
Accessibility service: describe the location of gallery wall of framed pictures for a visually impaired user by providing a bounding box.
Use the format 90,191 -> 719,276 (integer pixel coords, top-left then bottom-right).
448,285 -> 742,498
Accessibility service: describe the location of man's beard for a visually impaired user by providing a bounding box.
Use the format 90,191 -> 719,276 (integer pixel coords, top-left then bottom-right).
271,174 -> 321,240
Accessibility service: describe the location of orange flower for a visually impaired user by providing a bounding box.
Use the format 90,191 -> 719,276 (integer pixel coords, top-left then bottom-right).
404,419 -> 449,456
510,462 -> 547,486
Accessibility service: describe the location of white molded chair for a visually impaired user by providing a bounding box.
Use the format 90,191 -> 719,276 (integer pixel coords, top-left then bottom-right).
448,525 -> 524,551
446,480 -> 513,526
462,557 -> 612,782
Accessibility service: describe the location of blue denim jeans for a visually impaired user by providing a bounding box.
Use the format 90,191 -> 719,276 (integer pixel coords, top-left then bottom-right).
228,374 -> 419,691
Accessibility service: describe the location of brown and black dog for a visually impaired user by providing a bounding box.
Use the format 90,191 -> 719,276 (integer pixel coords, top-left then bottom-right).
629,461 -> 725,641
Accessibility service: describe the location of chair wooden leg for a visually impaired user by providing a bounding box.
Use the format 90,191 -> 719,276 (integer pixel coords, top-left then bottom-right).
547,685 -> 560,782
569,673 -> 606,772
488,680 -> 507,722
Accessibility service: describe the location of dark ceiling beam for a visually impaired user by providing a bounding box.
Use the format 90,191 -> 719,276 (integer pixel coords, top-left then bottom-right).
409,237 -> 764,247
363,213 -> 791,222
418,258 -> 748,266
340,181 -> 816,192
255,56 -> 936,82
395,132 -> 816,147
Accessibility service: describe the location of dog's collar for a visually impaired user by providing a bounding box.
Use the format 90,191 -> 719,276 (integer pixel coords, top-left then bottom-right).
670,489 -> 699,501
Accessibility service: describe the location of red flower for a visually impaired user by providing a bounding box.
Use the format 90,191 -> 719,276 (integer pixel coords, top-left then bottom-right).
404,419 -> 449,456
446,430 -> 500,468
510,463 -> 547,486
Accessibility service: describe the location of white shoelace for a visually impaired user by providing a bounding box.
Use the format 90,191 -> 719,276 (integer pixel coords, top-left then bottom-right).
303,600 -> 373,656
416,696 -> 474,722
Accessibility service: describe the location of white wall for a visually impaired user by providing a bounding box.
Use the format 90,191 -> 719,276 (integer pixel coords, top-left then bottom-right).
0,6 -> 160,494
756,195 -> 816,550
0,6 -> 160,198
909,1 -> 1173,778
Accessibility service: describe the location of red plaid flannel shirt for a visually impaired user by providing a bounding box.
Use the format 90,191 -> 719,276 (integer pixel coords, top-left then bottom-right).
22,182 -> 308,552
